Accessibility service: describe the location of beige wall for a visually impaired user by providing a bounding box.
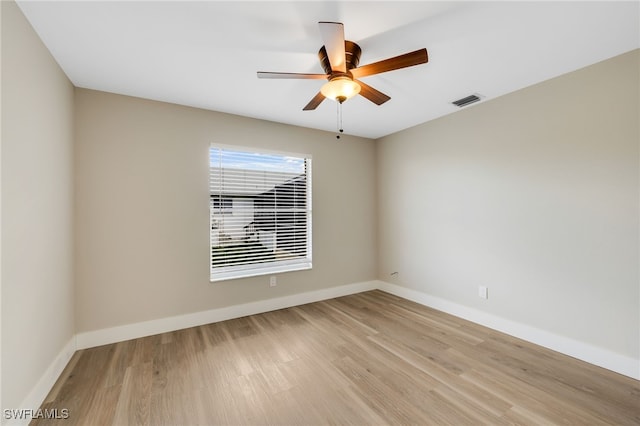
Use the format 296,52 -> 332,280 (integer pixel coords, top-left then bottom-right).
1,0 -> 75,410
74,89 -> 377,333
377,50 -> 640,359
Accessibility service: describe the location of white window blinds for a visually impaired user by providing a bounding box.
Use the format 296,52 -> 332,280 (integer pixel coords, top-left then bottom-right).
209,146 -> 312,281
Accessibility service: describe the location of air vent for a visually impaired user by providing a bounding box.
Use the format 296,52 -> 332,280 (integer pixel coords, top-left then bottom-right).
452,94 -> 482,108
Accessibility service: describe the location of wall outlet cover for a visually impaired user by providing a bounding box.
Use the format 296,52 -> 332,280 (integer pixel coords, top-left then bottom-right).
478,285 -> 488,299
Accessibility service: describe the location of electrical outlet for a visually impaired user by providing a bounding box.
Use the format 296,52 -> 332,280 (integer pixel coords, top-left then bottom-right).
478,285 -> 488,299
270,276 -> 277,287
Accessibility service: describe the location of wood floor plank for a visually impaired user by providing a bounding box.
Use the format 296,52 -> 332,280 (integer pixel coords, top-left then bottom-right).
32,290 -> 640,425
112,362 -> 152,426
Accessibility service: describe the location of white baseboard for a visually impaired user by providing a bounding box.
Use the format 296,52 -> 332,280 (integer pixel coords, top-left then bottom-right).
8,337 -> 77,426
76,280 -> 379,350
378,281 -> 640,380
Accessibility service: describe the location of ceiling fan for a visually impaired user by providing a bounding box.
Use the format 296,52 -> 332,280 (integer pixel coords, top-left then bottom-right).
257,21 -> 428,111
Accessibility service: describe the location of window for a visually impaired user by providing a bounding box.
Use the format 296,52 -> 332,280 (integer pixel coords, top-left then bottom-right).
209,146 -> 312,281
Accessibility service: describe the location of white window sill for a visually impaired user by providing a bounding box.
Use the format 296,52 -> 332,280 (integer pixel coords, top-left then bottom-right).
210,261 -> 312,282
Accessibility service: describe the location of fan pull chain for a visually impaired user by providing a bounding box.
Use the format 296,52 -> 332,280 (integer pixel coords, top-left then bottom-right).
336,101 -> 344,139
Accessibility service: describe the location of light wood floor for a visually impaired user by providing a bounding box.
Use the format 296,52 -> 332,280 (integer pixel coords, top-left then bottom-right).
35,290 -> 639,425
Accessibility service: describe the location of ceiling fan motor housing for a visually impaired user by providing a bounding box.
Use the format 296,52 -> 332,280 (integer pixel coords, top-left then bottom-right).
318,40 -> 362,77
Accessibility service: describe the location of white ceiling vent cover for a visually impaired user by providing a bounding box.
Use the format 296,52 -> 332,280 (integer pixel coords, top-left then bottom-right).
452,94 -> 483,107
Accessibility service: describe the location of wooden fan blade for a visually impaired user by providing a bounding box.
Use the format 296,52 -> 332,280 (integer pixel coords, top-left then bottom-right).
351,48 -> 428,79
303,92 -> 326,111
257,72 -> 327,79
318,21 -> 346,73
356,80 -> 391,105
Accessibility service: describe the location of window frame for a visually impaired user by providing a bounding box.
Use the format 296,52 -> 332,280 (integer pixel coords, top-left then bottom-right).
209,144 -> 312,282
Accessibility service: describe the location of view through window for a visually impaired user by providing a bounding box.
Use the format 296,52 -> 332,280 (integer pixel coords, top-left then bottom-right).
209,146 -> 312,281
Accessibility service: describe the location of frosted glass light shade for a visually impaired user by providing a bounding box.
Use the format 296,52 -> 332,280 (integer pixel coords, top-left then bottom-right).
320,77 -> 361,103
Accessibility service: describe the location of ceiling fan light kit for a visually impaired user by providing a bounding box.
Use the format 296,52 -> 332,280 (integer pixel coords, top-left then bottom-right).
320,76 -> 361,103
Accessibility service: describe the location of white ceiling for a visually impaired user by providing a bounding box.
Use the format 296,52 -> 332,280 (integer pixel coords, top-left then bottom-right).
16,1 -> 640,139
